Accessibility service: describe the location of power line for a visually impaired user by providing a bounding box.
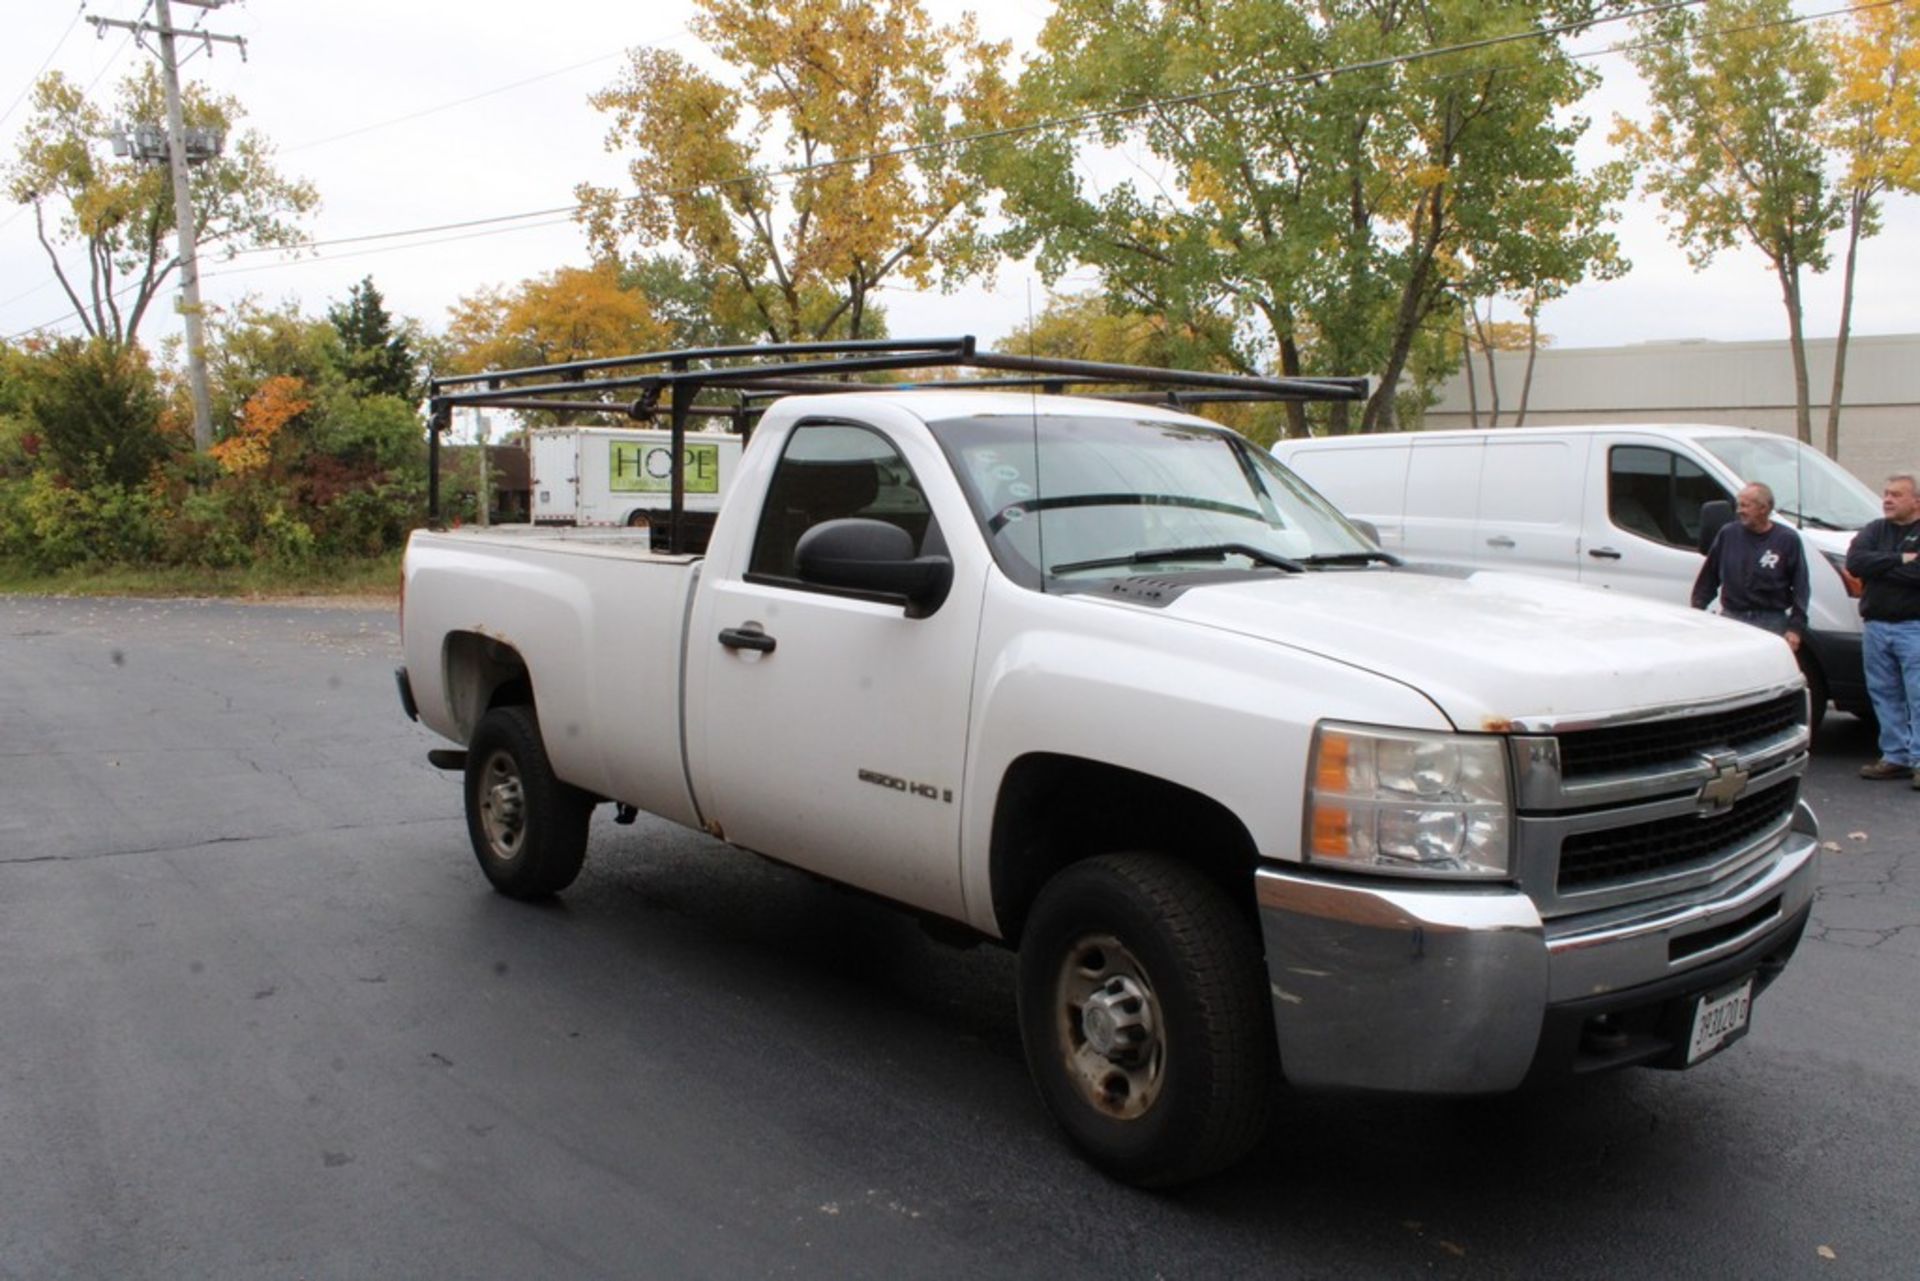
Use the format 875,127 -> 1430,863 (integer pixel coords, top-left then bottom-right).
3,212 -> 587,344
0,0 -> 1772,341
0,273 -> 61,311
7,0 -> 1907,345
3,270 -> 147,345
205,215 -> 583,279
80,13 -> 141,98
223,203 -> 580,257
280,35 -> 687,155
227,0 -> 1733,267
0,1 -> 88,135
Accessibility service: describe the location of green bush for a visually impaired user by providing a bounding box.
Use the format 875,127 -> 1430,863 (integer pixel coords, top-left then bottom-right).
0,476 -> 38,563
262,505 -> 316,567
313,473 -> 425,558
0,472 -> 163,571
0,310 -> 432,583
311,391 -> 426,474
27,340 -> 173,488
159,488 -> 252,569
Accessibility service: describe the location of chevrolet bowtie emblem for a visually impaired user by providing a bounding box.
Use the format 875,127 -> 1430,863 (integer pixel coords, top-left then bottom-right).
1696,750 -> 1749,815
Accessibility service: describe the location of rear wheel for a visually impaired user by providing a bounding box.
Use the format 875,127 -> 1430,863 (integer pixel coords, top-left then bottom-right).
1017,853 -> 1276,1187
464,705 -> 594,899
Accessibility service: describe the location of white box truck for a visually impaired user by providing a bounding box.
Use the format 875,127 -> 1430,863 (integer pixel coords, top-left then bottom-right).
529,425 -> 743,529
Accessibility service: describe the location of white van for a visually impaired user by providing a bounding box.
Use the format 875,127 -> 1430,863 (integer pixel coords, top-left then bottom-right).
530,425 -> 744,530
1271,424 -> 1884,729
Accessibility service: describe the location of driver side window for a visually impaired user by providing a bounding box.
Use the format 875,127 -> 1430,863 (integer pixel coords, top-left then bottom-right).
747,422 -> 936,582
1608,446 -> 1728,549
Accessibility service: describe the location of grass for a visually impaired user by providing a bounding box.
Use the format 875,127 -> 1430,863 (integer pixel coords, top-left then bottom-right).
0,549 -> 403,603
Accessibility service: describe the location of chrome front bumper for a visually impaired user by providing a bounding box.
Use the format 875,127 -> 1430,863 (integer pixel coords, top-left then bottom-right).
1254,800 -> 1820,1094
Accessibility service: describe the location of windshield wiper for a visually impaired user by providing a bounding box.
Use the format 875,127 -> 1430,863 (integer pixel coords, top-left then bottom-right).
1296,550 -> 1403,567
1050,542 -> 1306,576
1779,509 -> 1845,531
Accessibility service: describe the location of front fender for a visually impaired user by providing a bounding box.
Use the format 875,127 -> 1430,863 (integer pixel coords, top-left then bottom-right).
957,578 -> 1449,935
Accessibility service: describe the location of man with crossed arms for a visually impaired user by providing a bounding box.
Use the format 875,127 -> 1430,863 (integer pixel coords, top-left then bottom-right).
1847,473 -> 1920,783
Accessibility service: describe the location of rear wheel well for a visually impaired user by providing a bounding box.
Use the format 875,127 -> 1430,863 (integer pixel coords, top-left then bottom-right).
989,753 -> 1261,946
443,631 -> 534,741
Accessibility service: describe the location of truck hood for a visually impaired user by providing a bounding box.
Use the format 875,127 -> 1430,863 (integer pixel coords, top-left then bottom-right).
1154,568 -> 1802,731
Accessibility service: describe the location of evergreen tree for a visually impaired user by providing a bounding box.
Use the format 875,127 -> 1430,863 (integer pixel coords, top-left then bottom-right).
328,276 -> 418,400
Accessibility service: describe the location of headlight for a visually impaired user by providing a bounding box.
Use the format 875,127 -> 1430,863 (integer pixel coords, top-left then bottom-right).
1305,723 -> 1512,879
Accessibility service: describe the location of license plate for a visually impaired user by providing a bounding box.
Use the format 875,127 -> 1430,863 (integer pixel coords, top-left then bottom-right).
1686,976 -> 1754,1064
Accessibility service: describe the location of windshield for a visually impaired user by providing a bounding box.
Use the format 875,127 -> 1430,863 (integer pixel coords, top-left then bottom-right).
927,413 -> 1378,585
1698,435 -> 1881,531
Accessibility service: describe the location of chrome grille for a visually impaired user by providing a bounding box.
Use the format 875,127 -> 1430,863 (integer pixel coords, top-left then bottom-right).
1554,691 -> 1803,780
1557,780 -> 1798,892
1509,685 -> 1809,918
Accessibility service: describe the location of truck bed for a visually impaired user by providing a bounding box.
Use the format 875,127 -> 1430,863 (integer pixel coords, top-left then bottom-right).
401,526 -> 705,827
425,523 -> 703,561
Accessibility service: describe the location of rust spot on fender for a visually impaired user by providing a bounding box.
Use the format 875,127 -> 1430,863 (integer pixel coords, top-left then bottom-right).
704,819 -> 725,840
1482,716 -> 1515,734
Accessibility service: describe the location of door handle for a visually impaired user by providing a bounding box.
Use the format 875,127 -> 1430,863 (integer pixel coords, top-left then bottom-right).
718,626 -> 776,653
1588,547 -> 1623,561
1486,536 -> 1516,549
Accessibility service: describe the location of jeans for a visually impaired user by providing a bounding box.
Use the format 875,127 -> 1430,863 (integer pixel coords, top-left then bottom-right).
1863,619 -> 1920,765
1723,608 -> 1790,637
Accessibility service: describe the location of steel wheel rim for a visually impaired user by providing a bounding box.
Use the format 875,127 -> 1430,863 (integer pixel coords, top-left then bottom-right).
1053,932 -> 1166,1120
478,749 -> 527,861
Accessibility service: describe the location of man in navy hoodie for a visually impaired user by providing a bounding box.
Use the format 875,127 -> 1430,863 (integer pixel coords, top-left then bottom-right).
1846,473 -> 1920,783
1692,481 -> 1808,651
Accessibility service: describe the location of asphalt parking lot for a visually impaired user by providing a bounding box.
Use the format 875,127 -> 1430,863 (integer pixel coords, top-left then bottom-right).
1,595 -> 1914,1279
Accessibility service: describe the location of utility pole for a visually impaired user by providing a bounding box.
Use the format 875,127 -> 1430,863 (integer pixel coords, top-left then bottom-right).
89,0 -> 246,454
476,409 -> 491,528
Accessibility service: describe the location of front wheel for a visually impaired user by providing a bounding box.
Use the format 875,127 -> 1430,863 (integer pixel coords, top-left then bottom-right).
1800,653 -> 1828,740
464,705 -> 594,899
1017,853 -> 1276,1187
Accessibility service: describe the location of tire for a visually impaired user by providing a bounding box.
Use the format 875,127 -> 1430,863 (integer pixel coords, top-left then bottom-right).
463,705 -> 594,899
1016,853 -> 1276,1187
1800,655 -> 1828,740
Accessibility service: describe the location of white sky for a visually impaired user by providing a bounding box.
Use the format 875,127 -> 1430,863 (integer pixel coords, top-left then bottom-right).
2,0 -> 1916,365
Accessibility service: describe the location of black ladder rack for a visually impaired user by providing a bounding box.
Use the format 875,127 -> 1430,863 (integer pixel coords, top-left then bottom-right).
424,335 -> 1368,552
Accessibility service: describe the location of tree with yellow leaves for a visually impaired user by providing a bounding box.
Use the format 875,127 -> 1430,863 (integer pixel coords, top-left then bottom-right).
443,263 -> 669,376
1819,2 -> 1920,459
575,0 -> 1013,344
1614,0 -> 1841,447
5,67 -> 316,349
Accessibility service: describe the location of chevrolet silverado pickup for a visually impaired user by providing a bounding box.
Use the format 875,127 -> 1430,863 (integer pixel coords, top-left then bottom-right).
397,342 -> 1819,1186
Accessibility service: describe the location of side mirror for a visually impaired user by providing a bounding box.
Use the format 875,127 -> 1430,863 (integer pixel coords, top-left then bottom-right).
1697,500 -> 1734,554
795,518 -> 953,618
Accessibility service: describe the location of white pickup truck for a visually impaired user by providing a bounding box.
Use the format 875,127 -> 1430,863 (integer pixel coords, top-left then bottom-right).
399,343 -> 1819,1186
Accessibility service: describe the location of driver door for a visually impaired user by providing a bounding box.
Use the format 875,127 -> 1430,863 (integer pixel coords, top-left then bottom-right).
692,419 -> 980,918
